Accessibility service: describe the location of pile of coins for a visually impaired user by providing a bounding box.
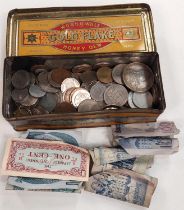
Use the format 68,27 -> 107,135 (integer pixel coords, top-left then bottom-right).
11,60 -> 156,117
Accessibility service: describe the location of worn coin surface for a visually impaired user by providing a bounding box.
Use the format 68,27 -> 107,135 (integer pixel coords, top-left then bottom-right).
11,88 -> 29,103
72,64 -> 92,73
71,88 -> 91,108
54,102 -> 76,113
132,91 -> 153,108
79,71 -> 97,83
20,95 -> 38,107
78,99 -> 104,112
81,80 -> 97,91
38,93 -> 57,112
97,67 -> 113,84
123,62 -> 154,92
50,68 -> 71,87
29,84 -> 46,98
104,84 -> 128,106
112,64 -> 126,84
90,81 -> 107,102
128,91 -> 138,108
61,78 -> 80,93
12,70 -> 31,89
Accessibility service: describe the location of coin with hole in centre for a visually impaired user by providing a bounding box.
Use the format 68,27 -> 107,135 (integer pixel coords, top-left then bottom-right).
12,70 -> 31,89
97,67 -> 113,84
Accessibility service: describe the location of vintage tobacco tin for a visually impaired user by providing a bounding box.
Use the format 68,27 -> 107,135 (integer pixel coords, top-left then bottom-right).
3,4 -> 166,131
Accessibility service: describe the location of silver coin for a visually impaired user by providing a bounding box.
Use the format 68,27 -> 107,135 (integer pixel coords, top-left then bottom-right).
132,91 -> 153,108
12,70 -> 30,89
29,84 -> 46,98
78,99 -> 104,112
123,62 -> 154,92
103,105 -> 120,110
94,61 -> 111,69
20,95 -> 38,107
112,64 -> 127,84
79,71 -> 97,83
81,80 -> 97,91
128,91 -> 138,108
104,84 -> 128,106
90,81 -> 107,102
61,78 -> 80,93
130,56 -> 150,64
71,88 -> 91,108
72,64 -> 92,73
38,93 -> 57,112
31,65 -> 48,74
11,88 -> 29,102
112,57 -> 130,64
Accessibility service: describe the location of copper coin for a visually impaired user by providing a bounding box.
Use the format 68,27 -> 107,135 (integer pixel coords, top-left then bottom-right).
63,87 -> 76,103
72,64 -> 92,73
123,62 -> 154,92
29,84 -> 46,98
78,99 -> 104,112
20,95 -> 38,107
31,65 -> 48,75
79,71 -> 97,83
61,78 -> 80,93
31,105 -> 49,115
50,68 -> 71,87
104,84 -> 128,106
71,88 -> 91,108
54,102 -> 76,113
12,70 -> 31,89
11,88 -> 29,102
128,91 -> 138,108
90,81 -> 107,102
112,64 -> 127,84
38,93 -> 57,112
132,91 -> 153,108
97,67 -> 113,84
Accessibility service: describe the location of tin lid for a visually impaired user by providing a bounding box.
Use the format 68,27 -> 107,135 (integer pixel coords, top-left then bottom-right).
7,4 -> 156,56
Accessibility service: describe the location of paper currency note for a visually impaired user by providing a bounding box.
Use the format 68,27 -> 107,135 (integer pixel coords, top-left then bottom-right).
111,121 -> 180,138
92,147 -> 135,166
8,176 -> 82,190
85,168 -> 157,207
1,138 -> 89,181
116,137 -> 179,155
91,156 -> 154,175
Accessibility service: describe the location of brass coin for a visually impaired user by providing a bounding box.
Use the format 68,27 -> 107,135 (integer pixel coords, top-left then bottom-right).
112,64 -> 127,84
78,99 -> 104,112
79,71 -> 97,83
72,64 -> 92,73
97,67 -> 113,84
132,91 -> 153,108
123,62 -> 154,92
54,102 -> 76,113
50,68 -> 71,87
11,88 -> 29,103
12,70 -> 30,89
90,81 -> 107,102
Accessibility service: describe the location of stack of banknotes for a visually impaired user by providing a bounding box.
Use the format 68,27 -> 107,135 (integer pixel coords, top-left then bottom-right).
0,121 -> 180,208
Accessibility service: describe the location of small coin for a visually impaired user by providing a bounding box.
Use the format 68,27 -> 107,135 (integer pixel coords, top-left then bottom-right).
38,93 -> 57,112
31,105 -> 49,115
79,71 -> 97,83
31,65 -> 48,75
11,88 -> 29,102
104,84 -> 128,106
112,64 -> 127,84
97,67 -> 113,84
49,68 -> 71,87
128,91 -> 138,108
71,88 -> 91,108
29,84 -> 46,98
81,80 -> 97,91
123,62 -> 154,92
72,64 -> 92,73
54,102 -> 76,113
20,95 -> 38,107
90,81 -> 107,102
78,99 -> 104,112
132,91 -> 153,108
61,78 -> 80,93
103,105 -> 120,110
63,87 -> 76,103
12,70 -> 30,89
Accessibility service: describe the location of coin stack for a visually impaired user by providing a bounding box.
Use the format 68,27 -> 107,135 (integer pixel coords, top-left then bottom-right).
11,60 -> 156,117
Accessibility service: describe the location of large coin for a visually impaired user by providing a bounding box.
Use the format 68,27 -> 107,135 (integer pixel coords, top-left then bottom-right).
79,71 -> 97,83
132,91 -> 153,108
97,67 -> 113,84
71,88 -> 91,108
123,62 -> 154,92
38,93 -> 57,112
29,84 -> 46,98
112,64 -> 127,84
11,88 -> 29,102
104,84 -> 128,106
11,70 -> 30,89
54,102 -> 76,113
128,91 -> 138,108
78,99 -> 104,112
72,64 -> 92,73
90,81 -> 107,102
20,95 -> 38,107
61,78 -> 80,93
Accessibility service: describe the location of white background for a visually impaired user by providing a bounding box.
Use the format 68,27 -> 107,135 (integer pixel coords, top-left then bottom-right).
0,0 -> 184,210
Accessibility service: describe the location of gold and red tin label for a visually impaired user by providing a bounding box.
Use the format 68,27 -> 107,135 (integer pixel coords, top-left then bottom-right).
18,15 -> 146,55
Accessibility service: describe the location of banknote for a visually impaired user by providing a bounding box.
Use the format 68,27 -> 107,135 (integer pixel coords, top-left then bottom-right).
85,168 -> 158,207
116,137 -> 179,155
5,183 -> 82,193
111,121 -> 180,138
91,147 -> 135,166
1,138 -> 89,181
8,176 -> 82,190
91,156 -> 154,175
